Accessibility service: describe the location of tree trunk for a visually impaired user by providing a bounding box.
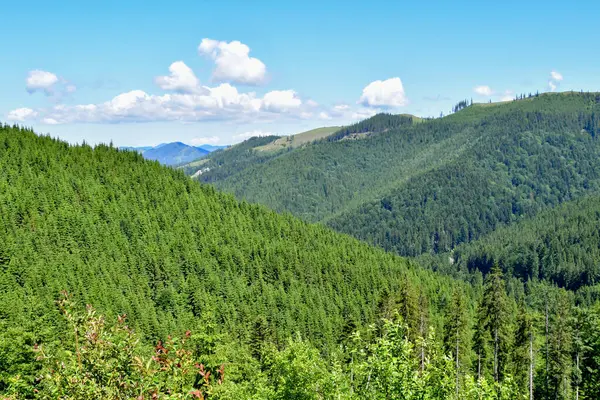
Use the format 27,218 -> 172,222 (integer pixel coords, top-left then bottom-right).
576,351 -> 579,400
530,329 -> 534,400
545,296 -> 549,398
456,330 -> 460,397
494,326 -> 499,382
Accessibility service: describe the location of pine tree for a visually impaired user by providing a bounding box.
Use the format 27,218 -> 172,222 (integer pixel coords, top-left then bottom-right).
444,288 -> 470,395
481,266 -> 512,384
514,301 -> 535,399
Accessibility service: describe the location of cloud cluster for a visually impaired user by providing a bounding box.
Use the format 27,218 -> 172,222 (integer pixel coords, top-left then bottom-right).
359,77 -> 408,107
8,37 -> 413,127
9,84 -> 312,124
199,39 -> 267,85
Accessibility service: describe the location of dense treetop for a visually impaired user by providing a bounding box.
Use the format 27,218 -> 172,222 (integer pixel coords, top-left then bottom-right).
185,92 -> 600,262
2,121 -> 600,398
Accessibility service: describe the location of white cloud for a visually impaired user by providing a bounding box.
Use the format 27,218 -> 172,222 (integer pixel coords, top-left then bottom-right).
351,108 -> 378,120
199,38 -> 267,85
9,82 -> 312,124
306,99 -> 319,107
189,136 -> 220,145
233,130 -> 272,141
25,70 -> 76,98
550,70 -> 563,81
548,70 -> 563,92
41,117 -> 59,125
262,90 -> 302,112
359,78 -> 408,108
334,104 -> 350,111
26,70 -> 59,95
318,112 -> 332,120
474,85 -> 493,96
155,61 -> 203,94
7,108 -> 37,121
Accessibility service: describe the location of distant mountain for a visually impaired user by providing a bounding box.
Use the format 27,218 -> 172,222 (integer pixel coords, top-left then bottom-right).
197,144 -> 228,152
119,142 -> 227,165
141,142 -> 209,166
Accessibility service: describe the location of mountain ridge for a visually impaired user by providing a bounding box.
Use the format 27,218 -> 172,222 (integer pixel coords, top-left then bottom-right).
184,92 -> 600,259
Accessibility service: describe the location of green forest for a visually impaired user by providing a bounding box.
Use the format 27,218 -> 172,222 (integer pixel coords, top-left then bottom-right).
189,92 -> 600,258
3,93 -> 600,398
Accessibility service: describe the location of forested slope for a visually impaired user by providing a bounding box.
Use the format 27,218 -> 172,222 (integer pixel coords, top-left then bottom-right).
0,124 -> 468,391
188,92 -> 600,260
3,124 -> 600,398
418,194 -> 600,291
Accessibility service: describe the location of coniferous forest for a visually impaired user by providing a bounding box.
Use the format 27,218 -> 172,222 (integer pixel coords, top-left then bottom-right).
3,94 -> 600,399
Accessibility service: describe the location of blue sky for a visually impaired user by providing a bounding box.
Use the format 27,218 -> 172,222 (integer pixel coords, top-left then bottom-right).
2,0 -> 599,146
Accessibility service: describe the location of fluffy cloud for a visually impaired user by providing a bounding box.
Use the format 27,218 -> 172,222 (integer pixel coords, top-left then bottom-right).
26,70 -> 59,95
550,70 -> 563,81
7,108 -> 37,121
155,61 -> 203,94
262,90 -> 302,112
548,70 -> 563,92
318,112 -> 332,120
25,70 -> 76,97
474,85 -> 493,96
6,83 -> 312,124
199,39 -> 267,85
359,78 -> 408,108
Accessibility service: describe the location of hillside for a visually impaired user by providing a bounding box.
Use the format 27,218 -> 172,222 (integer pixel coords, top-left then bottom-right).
0,124 -> 469,391
418,194 -> 600,291
3,124 -> 600,398
187,92 -> 600,259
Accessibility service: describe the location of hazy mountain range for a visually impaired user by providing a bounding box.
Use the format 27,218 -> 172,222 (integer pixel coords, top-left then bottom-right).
120,142 -> 228,165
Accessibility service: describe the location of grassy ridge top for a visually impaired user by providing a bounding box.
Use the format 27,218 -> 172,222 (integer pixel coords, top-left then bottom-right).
255,126 -> 340,152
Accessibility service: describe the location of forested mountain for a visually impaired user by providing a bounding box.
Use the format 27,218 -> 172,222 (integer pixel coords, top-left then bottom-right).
417,194 -> 600,291
186,92 -> 600,260
3,123 -> 600,398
